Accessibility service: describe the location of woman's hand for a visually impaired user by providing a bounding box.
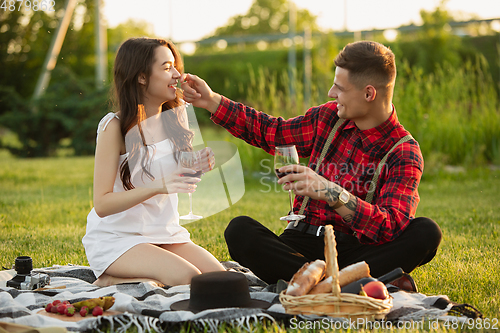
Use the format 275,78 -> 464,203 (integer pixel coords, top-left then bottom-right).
181,73 -> 221,113
143,166 -> 201,195
143,147 -> 214,194
193,147 -> 215,174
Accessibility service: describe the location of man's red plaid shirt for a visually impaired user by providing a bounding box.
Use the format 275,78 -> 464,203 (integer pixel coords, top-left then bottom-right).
210,96 -> 424,245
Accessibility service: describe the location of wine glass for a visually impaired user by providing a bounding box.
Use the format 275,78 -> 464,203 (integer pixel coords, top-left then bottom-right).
179,151 -> 203,221
274,145 -> 306,222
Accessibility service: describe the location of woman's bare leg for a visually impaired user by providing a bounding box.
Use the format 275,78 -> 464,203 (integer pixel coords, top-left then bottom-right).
93,275 -> 164,287
95,243 -> 203,287
160,242 -> 226,273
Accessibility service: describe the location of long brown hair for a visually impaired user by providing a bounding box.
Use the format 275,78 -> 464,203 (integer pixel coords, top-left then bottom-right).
112,37 -> 193,190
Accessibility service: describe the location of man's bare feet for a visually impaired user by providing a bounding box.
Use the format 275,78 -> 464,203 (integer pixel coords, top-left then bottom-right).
93,274 -> 165,288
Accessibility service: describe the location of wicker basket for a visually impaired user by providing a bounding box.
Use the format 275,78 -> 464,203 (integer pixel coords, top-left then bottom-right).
279,225 -> 392,320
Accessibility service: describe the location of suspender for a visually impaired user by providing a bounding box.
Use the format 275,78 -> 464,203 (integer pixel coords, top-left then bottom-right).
297,118 -> 345,215
297,118 -> 413,216
364,134 -> 413,204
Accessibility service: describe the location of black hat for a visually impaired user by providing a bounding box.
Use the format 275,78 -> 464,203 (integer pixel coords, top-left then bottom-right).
170,271 -> 271,312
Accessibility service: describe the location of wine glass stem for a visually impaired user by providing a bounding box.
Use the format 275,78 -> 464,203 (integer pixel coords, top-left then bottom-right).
288,189 -> 294,215
188,192 -> 194,214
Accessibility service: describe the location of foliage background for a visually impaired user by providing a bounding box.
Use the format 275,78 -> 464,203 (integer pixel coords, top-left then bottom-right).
0,0 -> 499,326
1,0 -> 499,172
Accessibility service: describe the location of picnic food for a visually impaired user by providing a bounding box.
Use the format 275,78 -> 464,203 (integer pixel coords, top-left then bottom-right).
280,225 -> 394,319
79,306 -> 89,317
43,297 -> 115,317
71,296 -> 115,311
338,261 -> 370,286
341,267 -> 403,294
64,306 -> 76,317
285,259 -> 326,296
309,261 -> 370,294
92,306 -> 104,316
308,276 -> 333,294
284,258 -> 393,301
57,303 -> 67,314
361,281 -> 389,300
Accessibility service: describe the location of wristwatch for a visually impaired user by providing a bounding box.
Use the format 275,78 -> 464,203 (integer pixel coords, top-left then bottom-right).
333,189 -> 350,209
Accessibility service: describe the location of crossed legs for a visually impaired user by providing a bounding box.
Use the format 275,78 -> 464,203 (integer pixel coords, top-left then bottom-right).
93,242 -> 225,287
225,216 -> 442,284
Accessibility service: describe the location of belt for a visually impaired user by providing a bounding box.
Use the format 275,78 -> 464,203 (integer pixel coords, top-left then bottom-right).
285,221 -> 325,237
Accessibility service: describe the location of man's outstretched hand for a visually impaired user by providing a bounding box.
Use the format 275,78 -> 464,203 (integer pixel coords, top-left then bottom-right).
181,73 -> 222,114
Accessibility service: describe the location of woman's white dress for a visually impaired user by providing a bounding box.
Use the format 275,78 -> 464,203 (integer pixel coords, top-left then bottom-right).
82,112 -> 191,279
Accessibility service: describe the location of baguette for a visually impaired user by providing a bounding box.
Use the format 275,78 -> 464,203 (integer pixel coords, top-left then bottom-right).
338,261 -> 370,287
308,275 -> 333,294
308,261 -> 370,294
285,260 -> 326,296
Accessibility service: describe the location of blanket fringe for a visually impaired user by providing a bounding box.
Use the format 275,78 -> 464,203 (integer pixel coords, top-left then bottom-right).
82,312 -> 277,333
193,313 -> 277,333
82,313 -> 163,333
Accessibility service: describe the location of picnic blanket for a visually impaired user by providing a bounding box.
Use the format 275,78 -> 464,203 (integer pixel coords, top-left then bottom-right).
0,262 -> 481,333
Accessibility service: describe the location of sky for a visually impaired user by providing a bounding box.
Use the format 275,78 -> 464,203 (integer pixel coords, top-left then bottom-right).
102,0 -> 500,43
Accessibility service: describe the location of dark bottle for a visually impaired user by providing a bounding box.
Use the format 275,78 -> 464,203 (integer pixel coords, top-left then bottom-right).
340,267 -> 404,294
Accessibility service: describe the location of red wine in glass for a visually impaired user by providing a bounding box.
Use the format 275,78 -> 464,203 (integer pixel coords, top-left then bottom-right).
275,169 -> 297,179
179,151 -> 203,220
274,145 -> 305,222
181,170 -> 203,178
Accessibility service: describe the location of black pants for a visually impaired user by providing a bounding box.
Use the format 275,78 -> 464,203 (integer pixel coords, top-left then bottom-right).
224,216 -> 442,285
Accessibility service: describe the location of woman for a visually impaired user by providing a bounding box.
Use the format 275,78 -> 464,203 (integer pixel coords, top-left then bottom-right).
82,38 -> 225,287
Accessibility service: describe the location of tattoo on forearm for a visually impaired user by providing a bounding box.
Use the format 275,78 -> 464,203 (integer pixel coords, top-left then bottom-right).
342,214 -> 353,223
345,197 -> 357,211
325,185 -> 341,204
313,175 -> 341,204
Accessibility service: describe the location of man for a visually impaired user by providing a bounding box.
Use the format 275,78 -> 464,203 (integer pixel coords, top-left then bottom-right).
182,41 -> 442,289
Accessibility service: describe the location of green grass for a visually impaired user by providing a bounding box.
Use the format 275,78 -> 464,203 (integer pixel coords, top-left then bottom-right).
0,154 -> 499,332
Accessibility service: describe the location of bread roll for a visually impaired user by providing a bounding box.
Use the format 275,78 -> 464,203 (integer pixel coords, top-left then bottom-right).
338,261 -> 370,287
308,261 -> 370,294
308,276 -> 333,294
286,260 -> 326,296
323,225 -> 341,295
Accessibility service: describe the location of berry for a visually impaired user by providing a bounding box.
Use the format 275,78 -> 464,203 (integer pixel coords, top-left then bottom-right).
79,306 -> 89,317
45,304 -> 52,312
52,300 -> 61,306
50,305 -> 59,313
57,303 -> 67,315
92,306 -> 103,316
65,306 -> 76,317
63,300 -> 71,305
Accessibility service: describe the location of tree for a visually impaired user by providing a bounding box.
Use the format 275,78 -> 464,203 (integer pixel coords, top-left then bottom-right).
0,1 -> 154,157
212,0 -> 318,37
395,1 -> 468,74
0,3 -> 64,100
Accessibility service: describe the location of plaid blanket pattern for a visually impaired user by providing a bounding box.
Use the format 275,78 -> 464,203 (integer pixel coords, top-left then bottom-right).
0,263 -> 478,332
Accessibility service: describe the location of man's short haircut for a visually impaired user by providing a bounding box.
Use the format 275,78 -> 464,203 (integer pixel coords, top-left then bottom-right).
334,41 -> 396,91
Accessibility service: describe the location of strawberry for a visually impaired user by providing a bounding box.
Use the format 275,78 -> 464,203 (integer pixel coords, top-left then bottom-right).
65,306 -> 76,317
45,303 -> 53,312
92,306 -> 103,316
79,306 -> 89,317
62,300 -> 71,305
57,303 -> 67,315
52,300 -> 61,306
50,305 -> 59,313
